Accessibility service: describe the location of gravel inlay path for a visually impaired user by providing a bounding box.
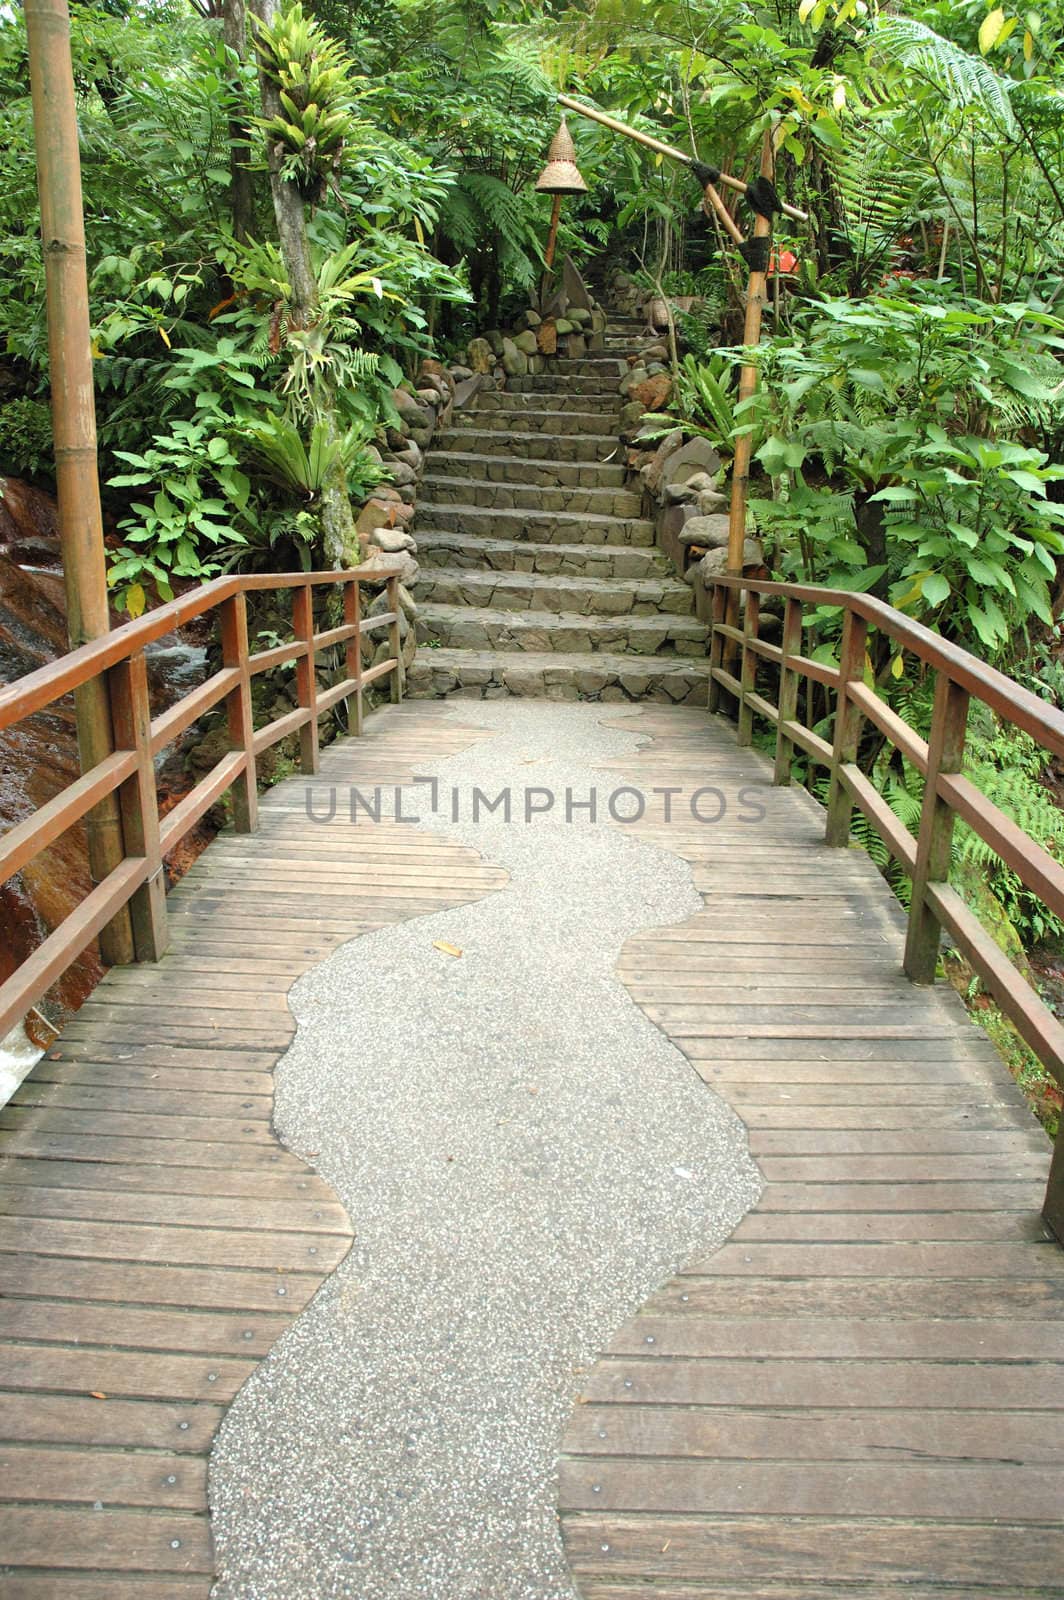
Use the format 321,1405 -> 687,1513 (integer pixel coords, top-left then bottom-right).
209,699 -> 761,1600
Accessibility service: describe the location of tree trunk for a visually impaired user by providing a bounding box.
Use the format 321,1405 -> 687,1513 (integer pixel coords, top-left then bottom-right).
249,0 -> 357,569
223,0 -> 254,245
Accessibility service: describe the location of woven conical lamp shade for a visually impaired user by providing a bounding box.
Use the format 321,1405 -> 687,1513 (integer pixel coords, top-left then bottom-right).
535,117 -> 588,195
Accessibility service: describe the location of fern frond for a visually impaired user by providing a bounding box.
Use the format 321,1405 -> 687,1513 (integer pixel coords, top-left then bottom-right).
870,16 -> 1017,135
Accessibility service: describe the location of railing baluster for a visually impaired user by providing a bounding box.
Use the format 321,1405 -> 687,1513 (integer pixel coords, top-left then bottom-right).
387,575 -> 403,704
107,650 -> 167,962
904,671 -> 970,985
1045,1132 -> 1064,1243
344,576 -> 364,736
292,581 -> 320,775
707,581 -> 727,715
824,608 -> 869,847
737,588 -> 759,747
219,590 -> 257,833
773,596 -> 802,785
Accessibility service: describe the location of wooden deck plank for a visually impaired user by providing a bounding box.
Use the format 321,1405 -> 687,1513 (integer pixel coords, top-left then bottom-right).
0,705 -> 503,1590
559,704 -> 1064,1600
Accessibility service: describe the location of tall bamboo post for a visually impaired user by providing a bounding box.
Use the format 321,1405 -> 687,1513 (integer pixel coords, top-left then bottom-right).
25,0 -> 134,965
726,129 -> 777,576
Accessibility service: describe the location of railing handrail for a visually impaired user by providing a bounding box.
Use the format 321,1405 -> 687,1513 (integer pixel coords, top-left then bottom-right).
711,574 -> 1064,758
705,571 -> 1064,1242
0,563 -> 405,1042
0,564 -> 400,733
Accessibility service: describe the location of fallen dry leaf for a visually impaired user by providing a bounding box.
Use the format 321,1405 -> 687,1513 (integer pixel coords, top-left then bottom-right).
90,1392 -> 107,1400
433,941 -> 462,958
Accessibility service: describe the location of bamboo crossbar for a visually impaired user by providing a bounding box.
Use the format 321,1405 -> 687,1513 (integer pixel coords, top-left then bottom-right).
557,95 -> 810,225
0,565 -> 404,1039
705,573 -> 1064,1238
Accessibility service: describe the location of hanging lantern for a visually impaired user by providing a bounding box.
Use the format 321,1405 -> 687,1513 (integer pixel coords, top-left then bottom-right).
534,117 -> 588,195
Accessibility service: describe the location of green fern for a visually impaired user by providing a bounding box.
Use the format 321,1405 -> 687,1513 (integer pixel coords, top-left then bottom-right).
870,15 -> 1018,135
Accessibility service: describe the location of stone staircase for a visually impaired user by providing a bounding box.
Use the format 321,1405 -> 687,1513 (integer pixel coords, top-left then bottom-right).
407,317 -> 712,703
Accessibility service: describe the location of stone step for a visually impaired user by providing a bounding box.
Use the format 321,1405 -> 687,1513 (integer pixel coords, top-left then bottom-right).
414,566 -> 694,618
503,374 -> 621,396
412,502 -> 655,547
457,407 -> 619,436
416,603 -> 707,656
476,387 -> 621,412
407,647 -> 711,705
547,357 -> 627,375
434,429 -> 622,463
423,450 -> 628,490
418,473 -> 642,518
414,531 -> 670,580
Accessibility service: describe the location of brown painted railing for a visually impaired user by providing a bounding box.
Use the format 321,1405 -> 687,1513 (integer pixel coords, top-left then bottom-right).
706,573 -> 1064,1240
0,564 -> 403,1040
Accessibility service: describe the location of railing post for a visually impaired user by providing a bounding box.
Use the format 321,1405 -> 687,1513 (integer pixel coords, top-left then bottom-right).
292,581 -> 320,774
344,576 -> 364,736
220,589 -> 257,833
387,575 -> 403,704
824,608 -> 868,847
737,588 -> 759,747
707,581 -> 727,714
107,650 -> 167,962
1045,1129 -> 1064,1244
773,596 -> 802,785
904,671 -> 970,985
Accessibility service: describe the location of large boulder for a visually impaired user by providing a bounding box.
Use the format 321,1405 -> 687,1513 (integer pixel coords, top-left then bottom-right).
513,329 -> 538,355
501,338 -> 527,377
678,514 -> 730,549
697,538 -> 764,577
391,387 -> 432,431
371,526 -> 417,554
640,429 -> 684,496
661,437 -> 723,491
563,255 -> 593,311
629,372 -> 672,411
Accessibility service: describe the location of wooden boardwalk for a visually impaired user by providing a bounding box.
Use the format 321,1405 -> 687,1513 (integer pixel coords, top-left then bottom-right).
560,704 -> 1064,1599
0,704 -> 505,1595
1,698 -> 1062,1596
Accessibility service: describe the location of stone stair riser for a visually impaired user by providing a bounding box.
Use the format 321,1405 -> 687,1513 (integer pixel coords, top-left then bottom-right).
474,390 -> 621,414
407,650 -> 710,705
413,504 -> 656,547
416,607 -> 707,656
456,409 -> 619,436
425,454 -> 628,489
418,477 -> 643,517
414,570 -> 694,618
414,533 -> 671,581
434,431 -> 622,463
503,375 -> 622,396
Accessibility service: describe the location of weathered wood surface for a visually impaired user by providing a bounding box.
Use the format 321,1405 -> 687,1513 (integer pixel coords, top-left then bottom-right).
559,704 -> 1064,1600
0,703 -> 504,1595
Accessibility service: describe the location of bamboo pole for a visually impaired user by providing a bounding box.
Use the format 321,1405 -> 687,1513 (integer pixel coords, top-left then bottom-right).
726,129 -> 777,576
25,0 -> 134,966
558,94 -> 808,224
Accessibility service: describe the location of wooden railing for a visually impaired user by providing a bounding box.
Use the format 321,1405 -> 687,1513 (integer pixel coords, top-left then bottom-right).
706,573 -> 1064,1241
0,564 -> 403,1041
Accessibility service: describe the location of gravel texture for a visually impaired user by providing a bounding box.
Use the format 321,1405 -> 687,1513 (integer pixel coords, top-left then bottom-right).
209,700 -> 761,1600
